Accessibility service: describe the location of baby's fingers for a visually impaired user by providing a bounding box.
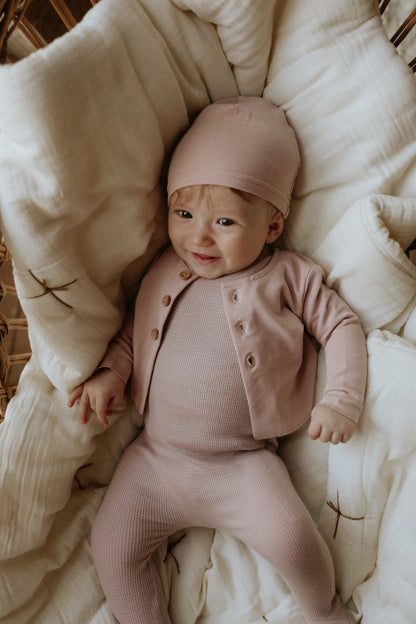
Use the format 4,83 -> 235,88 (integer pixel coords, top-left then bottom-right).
94,396 -> 113,428
308,422 -> 352,445
317,425 -> 332,444
67,385 -> 84,409
338,428 -> 354,444
68,385 -> 92,425
79,392 -> 93,425
307,419 -> 322,441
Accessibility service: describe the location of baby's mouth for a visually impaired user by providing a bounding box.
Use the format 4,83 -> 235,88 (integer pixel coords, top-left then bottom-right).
192,252 -> 220,264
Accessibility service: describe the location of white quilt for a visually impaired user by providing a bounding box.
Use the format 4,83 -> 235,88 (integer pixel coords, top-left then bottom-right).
0,0 -> 416,622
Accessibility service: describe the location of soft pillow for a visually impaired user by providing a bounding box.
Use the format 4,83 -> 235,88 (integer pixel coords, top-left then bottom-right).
264,0 -> 416,255
171,0 -> 276,94
313,194 -> 416,334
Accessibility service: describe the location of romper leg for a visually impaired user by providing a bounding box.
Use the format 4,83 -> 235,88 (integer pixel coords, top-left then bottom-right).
210,449 -> 350,624
91,437 -> 185,624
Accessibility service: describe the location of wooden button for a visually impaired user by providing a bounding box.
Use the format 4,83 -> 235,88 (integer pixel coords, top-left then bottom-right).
245,353 -> 256,368
151,328 -> 159,340
162,295 -> 171,307
180,270 -> 192,280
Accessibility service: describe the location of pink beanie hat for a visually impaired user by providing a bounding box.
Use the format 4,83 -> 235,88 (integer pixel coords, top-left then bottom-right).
167,96 -> 300,218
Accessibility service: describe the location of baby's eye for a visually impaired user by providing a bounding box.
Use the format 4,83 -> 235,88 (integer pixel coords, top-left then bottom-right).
218,218 -> 234,226
178,210 -> 193,219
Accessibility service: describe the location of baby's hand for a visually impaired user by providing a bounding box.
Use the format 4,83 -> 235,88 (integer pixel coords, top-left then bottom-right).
308,404 -> 356,445
67,368 -> 125,427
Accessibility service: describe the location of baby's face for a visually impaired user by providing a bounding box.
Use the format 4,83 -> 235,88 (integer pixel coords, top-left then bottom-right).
168,185 -> 283,279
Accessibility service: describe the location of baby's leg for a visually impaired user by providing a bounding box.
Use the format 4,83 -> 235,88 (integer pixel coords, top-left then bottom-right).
91,437 -> 185,624
220,449 -> 350,624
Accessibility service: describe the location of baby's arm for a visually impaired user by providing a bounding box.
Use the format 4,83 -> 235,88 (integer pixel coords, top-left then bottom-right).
68,368 -> 125,427
299,263 -> 367,446
308,404 -> 356,445
68,303 -> 134,426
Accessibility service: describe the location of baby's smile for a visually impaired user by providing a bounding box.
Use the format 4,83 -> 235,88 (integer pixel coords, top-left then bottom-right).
191,252 -> 220,265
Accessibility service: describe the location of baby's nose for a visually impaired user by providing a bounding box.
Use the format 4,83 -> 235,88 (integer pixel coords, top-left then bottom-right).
191,225 -> 213,246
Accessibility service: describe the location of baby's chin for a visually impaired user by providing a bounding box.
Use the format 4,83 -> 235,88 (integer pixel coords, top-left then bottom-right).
191,264 -> 227,280
181,252 -> 224,279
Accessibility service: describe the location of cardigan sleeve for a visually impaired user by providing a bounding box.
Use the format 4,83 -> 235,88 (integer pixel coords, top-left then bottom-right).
98,303 -> 135,386
301,263 -> 367,424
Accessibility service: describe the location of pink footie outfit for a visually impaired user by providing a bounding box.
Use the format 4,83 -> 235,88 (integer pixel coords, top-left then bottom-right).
91,255 -> 355,623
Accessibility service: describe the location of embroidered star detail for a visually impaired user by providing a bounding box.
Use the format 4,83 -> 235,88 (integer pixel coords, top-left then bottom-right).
27,270 -> 76,309
327,490 -> 365,539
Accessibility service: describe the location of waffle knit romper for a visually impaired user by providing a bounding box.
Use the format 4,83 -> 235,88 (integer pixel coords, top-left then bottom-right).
91,255 -> 352,624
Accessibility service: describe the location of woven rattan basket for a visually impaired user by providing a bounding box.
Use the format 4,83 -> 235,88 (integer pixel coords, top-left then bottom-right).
0,0 -> 415,422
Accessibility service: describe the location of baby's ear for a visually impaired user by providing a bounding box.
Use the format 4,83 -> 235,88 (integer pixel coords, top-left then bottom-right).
266,210 -> 284,243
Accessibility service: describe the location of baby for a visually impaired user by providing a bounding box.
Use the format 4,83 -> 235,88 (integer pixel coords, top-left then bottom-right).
69,97 -> 367,624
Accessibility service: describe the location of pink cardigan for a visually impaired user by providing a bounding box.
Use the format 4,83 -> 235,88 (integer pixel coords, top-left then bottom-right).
101,246 -> 367,439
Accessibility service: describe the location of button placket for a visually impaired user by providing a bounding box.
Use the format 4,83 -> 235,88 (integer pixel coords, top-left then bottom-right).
228,286 -> 254,370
